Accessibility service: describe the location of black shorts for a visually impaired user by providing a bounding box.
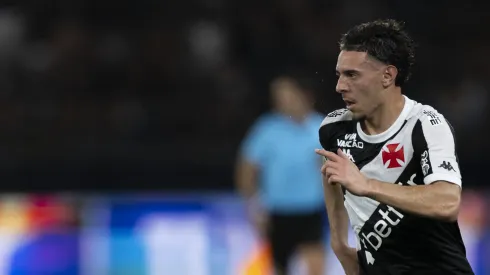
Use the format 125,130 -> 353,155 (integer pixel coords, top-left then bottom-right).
267,209 -> 326,272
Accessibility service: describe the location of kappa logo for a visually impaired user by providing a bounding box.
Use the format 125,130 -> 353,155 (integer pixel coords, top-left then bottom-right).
381,143 -> 405,169
439,161 -> 456,172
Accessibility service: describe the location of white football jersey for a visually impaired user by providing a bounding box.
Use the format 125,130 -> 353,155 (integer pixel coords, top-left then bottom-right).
319,96 -> 474,275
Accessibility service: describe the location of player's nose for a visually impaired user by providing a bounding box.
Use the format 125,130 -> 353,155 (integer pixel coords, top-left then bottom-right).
336,77 -> 348,94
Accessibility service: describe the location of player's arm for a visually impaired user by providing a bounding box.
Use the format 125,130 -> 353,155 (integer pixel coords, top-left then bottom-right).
366,180 -> 460,221
319,120 -> 352,252
320,149 -> 461,222
319,115 -> 359,274
321,165 -> 359,274
321,158 -> 352,253
367,115 -> 462,221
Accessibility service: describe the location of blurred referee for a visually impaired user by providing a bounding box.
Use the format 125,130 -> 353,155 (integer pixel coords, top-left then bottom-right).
235,72 -> 327,275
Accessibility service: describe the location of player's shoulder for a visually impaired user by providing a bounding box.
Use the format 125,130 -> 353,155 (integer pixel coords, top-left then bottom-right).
410,101 -> 449,128
409,100 -> 457,152
318,108 -> 353,148
407,100 -> 456,144
319,108 -> 353,128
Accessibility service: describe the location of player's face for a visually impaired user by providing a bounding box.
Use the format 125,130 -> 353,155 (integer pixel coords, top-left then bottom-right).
335,50 -> 386,119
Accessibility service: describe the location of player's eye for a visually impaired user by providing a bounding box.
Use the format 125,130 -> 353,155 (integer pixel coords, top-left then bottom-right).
336,70 -> 358,79
345,71 -> 357,78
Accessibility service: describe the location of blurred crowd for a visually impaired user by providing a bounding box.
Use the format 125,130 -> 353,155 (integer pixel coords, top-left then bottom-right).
0,0 -> 488,191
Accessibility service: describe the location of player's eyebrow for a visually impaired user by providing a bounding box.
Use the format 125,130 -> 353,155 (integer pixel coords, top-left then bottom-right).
336,69 -> 359,76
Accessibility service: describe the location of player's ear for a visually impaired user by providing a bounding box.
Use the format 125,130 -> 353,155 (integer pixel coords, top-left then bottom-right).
382,65 -> 398,88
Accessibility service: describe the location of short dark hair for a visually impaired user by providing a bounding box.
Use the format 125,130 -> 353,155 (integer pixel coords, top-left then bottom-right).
339,19 -> 416,87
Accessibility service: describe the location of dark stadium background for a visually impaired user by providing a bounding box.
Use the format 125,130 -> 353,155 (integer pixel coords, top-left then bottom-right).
0,1 -> 488,274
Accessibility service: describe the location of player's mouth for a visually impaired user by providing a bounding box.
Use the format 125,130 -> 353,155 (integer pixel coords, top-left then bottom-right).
344,99 -> 356,109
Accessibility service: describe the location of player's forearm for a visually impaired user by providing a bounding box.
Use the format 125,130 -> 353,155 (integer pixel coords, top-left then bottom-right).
366,179 -> 460,221
323,178 -> 351,252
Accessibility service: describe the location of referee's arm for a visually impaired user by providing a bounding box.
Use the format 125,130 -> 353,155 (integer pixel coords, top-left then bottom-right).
235,119 -> 268,200
235,156 -> 259,200
367,115 -> 461,222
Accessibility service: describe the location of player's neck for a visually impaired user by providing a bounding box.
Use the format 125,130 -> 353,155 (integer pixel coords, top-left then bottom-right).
363,92 -> 405,135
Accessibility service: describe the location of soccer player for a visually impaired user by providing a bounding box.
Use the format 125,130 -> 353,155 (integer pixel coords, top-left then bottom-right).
236,72 -> 326,275
315,19 -> 474,275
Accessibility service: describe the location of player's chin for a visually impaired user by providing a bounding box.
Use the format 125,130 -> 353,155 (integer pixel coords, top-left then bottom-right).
347,103 -> 357,112
349,108 -> 364,120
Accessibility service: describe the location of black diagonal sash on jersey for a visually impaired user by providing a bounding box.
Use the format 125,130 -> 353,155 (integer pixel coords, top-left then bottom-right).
357,154 -> 422,272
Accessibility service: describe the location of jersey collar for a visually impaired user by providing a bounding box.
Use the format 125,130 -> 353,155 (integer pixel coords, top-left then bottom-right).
356,95 -> 415,143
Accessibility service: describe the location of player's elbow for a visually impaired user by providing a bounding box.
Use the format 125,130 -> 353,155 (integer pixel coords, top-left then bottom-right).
429,181 -> 461,222
435,193 -> 461,222
330,240 -> 350,257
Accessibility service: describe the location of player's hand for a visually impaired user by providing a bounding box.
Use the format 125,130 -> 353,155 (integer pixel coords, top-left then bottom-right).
315,148 -> 371,197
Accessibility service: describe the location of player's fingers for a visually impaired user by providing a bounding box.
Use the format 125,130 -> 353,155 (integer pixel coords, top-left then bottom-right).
325,167 -> 337,176
315,148 -> 328,157
315,149 -> 342,162
321,163 -> 327,174
337,148 -> 350,160
324,159 -> 341,170
327,175 -> 341,185
322,164 -> 338,175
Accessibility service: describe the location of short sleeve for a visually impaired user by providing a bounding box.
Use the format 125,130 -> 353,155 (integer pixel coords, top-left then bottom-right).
415,109 -> 462,187
240,117 -> 270,165
319,108 -> 351,152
